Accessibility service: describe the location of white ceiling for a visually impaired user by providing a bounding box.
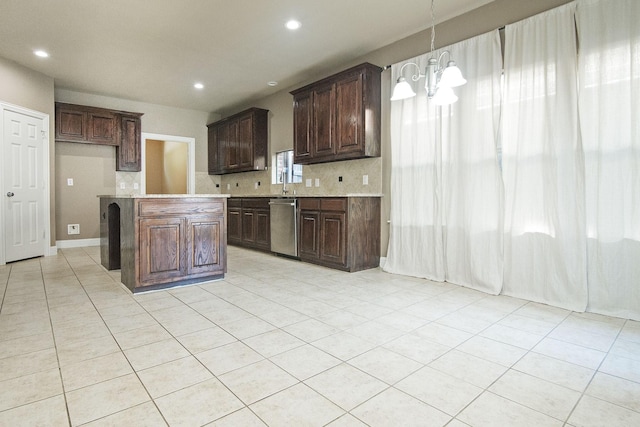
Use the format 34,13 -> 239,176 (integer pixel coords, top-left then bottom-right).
0,0 -> 492,113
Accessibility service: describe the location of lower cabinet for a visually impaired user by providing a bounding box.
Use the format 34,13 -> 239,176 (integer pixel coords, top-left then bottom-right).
99,196 -> 227,293
227,198 -> 271,252
298,197 -> 380,272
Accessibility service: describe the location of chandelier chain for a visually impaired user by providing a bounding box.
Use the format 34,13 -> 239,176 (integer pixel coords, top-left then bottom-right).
430,0 -> 436,54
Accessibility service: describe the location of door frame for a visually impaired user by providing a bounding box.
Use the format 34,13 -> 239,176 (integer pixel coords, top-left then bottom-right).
0,101 -> 51,265
140,132 -> 195,194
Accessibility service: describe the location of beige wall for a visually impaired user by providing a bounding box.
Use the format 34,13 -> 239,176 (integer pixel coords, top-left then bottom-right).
0,56 -> 56,245
163,141 -> 188,194
145,139 -> 164,194
55,143 -> 115,240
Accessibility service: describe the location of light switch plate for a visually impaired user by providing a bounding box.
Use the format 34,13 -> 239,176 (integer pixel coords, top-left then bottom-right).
315,178 -> 320,187
67,178 -> 73,186
363,175 -> 369,185
306,179 -> 312,187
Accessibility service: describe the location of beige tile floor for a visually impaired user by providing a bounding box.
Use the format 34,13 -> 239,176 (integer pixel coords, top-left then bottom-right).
1,246 -> 640,426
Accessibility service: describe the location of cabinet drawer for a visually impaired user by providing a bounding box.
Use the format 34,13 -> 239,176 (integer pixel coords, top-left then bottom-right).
242,198 -> 270,209
299,198 -> 320,210
321,198 -> 346,212
228,198 -> 242,208
138,199 -> 224,216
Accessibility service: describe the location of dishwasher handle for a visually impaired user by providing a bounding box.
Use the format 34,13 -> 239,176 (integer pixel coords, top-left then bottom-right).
269,201 -> 296,206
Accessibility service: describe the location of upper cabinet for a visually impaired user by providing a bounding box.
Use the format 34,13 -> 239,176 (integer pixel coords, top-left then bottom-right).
56,103 -> 117,146
208,108 -> 268,175
115,112 -> 143,172
290,63 -> 382,165
55,102 -> 144,171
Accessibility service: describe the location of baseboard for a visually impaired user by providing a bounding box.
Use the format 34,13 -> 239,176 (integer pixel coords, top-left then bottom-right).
56,238 -> 100,249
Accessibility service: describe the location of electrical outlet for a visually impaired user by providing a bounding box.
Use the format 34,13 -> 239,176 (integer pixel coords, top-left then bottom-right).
120,182 -> 126,189
338,176 -> 343,182
315,178 -> 320,187
67,178 -> 74,186
67,224 -> 80,235
133,183 -> 139,189
306,179 -> 312,187
363,174 -> 369,185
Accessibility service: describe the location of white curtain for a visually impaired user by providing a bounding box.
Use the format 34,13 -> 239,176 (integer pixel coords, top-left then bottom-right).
577,0 -> 640,320
501,3 -> 588,311
385,31 -> 504,294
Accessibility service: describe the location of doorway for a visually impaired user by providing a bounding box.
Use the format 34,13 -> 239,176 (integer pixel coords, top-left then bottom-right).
0,102 -> 51,265
141,133 -> 195,194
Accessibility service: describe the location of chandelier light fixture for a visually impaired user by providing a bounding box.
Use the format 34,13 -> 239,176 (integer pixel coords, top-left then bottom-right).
391,0 -> 467,105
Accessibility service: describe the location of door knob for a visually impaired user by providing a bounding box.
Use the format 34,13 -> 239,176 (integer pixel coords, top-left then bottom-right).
6,192 -> 14,197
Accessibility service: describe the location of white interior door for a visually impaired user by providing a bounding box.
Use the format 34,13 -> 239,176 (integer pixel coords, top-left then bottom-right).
3,109 -> 46,262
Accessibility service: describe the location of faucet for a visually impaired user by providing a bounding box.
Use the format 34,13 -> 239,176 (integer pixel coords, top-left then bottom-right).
281,170 -> 288,195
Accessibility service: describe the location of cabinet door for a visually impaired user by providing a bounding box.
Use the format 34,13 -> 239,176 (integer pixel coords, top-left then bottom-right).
227,207 -> 242,244
335,73 -> 363,156
320,211 -> 347,266
87,110 -> 117,146
56,105 -> 87,142
187,216 -> 224,276
242,209 -> 256,244
293,92 -> 312,163
116,114 -> 141,171
226,119 -> 240,169
238,114 -> 254,169
208,125 -> 220,174
299,210 -> 320,260
313,83 -> 336,158
254,208 -> 270,250
139,217 -> 185,285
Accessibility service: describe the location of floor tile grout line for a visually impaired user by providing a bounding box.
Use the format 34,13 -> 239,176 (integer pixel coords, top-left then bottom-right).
40,253 -> 74,427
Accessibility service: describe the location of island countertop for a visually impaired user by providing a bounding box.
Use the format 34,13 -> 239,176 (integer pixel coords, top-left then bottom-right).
98,194 -> 230,198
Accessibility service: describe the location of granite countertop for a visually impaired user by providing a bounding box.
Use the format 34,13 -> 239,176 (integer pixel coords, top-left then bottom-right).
230,193 -> 384,198
98,194 -> 231,198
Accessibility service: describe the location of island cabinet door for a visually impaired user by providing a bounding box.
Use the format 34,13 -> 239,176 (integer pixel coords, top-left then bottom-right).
139,217 -> 186,285
187,216 -> 225,276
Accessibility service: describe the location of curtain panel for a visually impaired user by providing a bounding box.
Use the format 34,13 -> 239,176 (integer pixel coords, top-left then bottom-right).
386,0 -> 639,320
384,30 -> 503,295
501,2 -> 588,312
577,0 -> 640,319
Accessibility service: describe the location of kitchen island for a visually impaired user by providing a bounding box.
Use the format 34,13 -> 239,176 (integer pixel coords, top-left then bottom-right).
99,195 -> 228,293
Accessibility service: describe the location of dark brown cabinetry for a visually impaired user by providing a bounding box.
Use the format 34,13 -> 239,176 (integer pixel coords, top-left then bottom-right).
298,197 -> 380,272
115,113 -> 143,172
99,196 -> 227,293
56,103 -> 117,145
226,198 -> 271,252
208,108 -> 268,174
55,102 -> 143,171
291,63 -> 381,165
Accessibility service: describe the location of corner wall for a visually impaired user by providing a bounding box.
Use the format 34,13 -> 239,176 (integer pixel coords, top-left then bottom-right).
0,55 -> 56,245
54,89 -> 219,243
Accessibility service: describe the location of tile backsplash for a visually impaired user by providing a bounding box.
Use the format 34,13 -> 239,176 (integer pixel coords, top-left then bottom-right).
219,157 -> 382,196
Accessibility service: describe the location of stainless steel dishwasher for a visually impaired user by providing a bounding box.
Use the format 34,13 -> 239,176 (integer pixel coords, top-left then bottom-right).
269,198 -> 298,257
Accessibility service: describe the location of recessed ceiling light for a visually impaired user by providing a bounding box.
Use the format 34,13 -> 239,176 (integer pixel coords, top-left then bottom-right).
267,81 -> 278,87
34,50 -> 49,58
285,20 -> 301,30
194,82 -> 204,89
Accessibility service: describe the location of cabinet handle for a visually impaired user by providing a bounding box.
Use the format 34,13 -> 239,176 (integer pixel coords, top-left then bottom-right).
6,192 -> 14,197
